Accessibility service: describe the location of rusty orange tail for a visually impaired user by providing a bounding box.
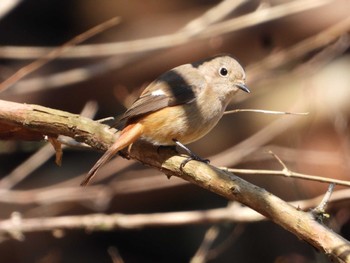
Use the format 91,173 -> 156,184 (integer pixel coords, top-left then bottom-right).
80,123 -> 144,186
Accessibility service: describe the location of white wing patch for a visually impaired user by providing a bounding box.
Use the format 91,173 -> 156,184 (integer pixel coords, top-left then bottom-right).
151,89 -> 166,96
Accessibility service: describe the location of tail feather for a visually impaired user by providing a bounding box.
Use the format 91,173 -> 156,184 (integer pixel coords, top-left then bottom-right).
80,123 -> 144,186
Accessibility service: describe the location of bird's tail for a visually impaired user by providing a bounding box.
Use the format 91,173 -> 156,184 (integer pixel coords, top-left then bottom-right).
80,122 -> 144,186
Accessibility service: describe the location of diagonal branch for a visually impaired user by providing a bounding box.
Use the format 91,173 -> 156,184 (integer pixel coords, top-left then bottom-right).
0,98 -> 350,262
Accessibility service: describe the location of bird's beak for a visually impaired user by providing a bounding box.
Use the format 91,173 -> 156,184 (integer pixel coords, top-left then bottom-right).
235,83 -> 250,93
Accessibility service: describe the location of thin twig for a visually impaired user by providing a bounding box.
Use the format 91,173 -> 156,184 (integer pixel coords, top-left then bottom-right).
0,17 -> 120,92
226,152 -> 350,187
191,226 -> 220,263
269,151 -> 289,171
1,188 -> 350,235
224,109 -> 309,115
249,145 -> 342,166
201,0 -> 331,39
206,224 -> 246,261
107,247 -> 125,263
294,34 -> 350,75
6,2 -> 345,94
312,183 -> 335,219
4,0 -> 247,94
0,209 -> 255,237
226,167 -> 350,188
210,100 -> 306,167
247,16 -> 350,82
0,0 -> 330,59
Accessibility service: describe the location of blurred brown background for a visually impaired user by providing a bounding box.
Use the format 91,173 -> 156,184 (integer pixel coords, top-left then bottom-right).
0,0 -> 350,262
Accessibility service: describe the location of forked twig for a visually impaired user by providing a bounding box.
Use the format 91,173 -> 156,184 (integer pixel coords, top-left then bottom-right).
0,17 -> 120,92
227,152 -> 350,187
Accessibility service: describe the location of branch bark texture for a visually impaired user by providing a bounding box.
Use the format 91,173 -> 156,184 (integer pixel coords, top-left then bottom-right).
0,99 -> 349,262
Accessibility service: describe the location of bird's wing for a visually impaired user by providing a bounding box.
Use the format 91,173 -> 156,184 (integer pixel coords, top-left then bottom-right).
120,68 -> 204,122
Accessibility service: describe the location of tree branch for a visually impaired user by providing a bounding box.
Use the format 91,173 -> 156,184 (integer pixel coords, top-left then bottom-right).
0,99 -> 350,262
0,99 -> 117,150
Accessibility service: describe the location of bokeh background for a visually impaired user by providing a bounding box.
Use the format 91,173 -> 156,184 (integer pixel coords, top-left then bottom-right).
0,0 -> 350,262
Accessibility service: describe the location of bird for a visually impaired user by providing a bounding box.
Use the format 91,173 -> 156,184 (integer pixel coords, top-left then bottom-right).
81,54 -> 250,186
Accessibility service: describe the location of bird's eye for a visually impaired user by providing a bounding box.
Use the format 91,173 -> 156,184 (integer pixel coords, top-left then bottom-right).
219,67 -> 228,77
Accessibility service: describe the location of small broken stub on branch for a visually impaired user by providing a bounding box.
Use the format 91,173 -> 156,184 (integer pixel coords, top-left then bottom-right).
46,136 -> 63,166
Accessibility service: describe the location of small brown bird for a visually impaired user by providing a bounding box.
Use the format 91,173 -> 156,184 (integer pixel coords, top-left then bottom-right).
81,55 -> 250,186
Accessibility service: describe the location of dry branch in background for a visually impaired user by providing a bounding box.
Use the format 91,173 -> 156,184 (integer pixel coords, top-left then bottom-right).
0,0 -> 330,59
0,17 -> 120,93
0,0 -> 336,94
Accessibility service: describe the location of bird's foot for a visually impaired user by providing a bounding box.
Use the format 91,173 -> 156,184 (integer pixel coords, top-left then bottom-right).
172,139 -> 210,169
